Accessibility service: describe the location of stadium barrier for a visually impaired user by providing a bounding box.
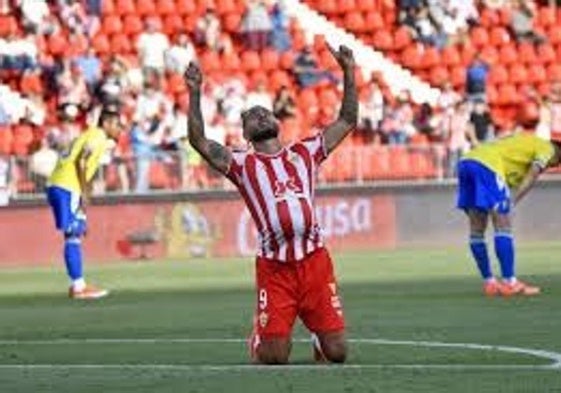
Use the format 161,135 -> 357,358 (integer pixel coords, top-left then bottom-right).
2,179 -> 561,266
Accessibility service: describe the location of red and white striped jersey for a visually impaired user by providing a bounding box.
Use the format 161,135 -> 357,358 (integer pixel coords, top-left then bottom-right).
226,133 -> 328,262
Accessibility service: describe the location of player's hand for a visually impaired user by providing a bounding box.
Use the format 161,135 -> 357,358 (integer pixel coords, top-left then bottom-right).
184,62 -> 203,89
327,44 -> 355,71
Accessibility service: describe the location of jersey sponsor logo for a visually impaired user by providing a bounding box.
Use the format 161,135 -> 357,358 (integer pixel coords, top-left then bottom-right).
273,177 -> 304,199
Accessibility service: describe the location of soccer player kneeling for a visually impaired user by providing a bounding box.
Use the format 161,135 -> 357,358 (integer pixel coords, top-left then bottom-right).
184,43 -> 357,364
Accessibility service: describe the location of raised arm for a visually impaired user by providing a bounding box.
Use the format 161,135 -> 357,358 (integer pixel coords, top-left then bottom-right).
323,44 -> 358,154
184,62 -> 232,174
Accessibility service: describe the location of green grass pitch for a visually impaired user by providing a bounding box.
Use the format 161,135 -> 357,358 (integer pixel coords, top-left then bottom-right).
2,244 -> 561,392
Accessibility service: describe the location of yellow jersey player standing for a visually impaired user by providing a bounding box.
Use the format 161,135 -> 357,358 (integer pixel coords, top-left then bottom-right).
456,103 -> 561,296
47,107 -> 122,299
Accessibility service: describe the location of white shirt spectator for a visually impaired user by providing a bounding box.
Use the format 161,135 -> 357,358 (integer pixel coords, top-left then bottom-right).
222,89 -> 246,125
137,30 -> 170,70
20,0 -> 49,27
206,120 -> 227,145
438,84 -> 462,114
25,96 -> 46,126
134,88 -> 170,123
245,84 -> 273,111
165,34 -> 197,74
360,85 -> 384,127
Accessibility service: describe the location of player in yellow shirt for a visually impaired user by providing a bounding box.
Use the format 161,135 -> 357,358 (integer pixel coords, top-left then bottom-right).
46,108 -> 121,299
456,104 -> 561,296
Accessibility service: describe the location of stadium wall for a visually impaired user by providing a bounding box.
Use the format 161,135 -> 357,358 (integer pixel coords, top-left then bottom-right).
1,180 -> 561,267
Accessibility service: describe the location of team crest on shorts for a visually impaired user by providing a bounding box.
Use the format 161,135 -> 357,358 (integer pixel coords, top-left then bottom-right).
258,311 -> 268,328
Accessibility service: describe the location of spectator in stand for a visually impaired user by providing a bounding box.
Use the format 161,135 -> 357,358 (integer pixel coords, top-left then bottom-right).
75,47 -> 102,95
57,61 -> 89,117
270,0 -> 291,52
19,0 -> 54,35
466,54 -> 489,102
510,0 -> 546,44
548,83 -> 561,140
470,99 -> 494,142
0,33 -> 38,71
241,0 -> 273,51
413,103 -> 435,138
414,6 -> 446,48
59,0 -> 93,36
162,103 -> 189,188
0,152 -> 15,205
221,86 -> 245,126
48,107 -> 81,152
137,19 -> 170,74
536,96 -> 552,141
24,94 -> 47,128
293,46 -> 339,88
381,96 -> 415,145
398,0 -> 421,23
130,122 -> 153,193
97,56 -> 129,106
85,0 -> 101,16
165,33 -> 197,74
29,137 -> 58,191
273,86 -> 296,120
438,82 -> 462,115
194,7 -> 223,52
446,100 -> 478,177
359,81 -> 385,131
245,81 -> 273,111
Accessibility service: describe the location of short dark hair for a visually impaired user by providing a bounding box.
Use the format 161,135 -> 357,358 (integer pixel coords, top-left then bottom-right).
98,106 -> 120,127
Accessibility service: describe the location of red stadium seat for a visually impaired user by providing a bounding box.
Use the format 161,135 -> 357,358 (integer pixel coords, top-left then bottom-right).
497,83 -> 518,106
338,0 -> 356,13
358,0 -> 376,12
241,51 -> 261,71
470,27 -> 489,47
223,12 -> 241,33
498,44 -> 517,65
221,52 -> 241,71
460,42 -> 476,65
421,47 -> 440,70
123,15 -> 143,36
11,125 -> 34,156
20,72 -> 43,95
47,34 -> 67,56
111,33 -> 132,54
344,11 -> 366,33
499,7 -> 512,26
163,14 -> 183,35
538,7 -> 556,27
372,30 -> 393,51
149,162 -> 171,189
102,0 -> 116,15
537,44 -> 556,64
528,64 -> 546,84
401,45 -> 422,69
156,0 -> 175,15
441,46 -> 460,67
488,64 -> 508,85
0,127 -> 13,155
548,25 -> 561,45
261,49 -> 280,71
364,11 -> 384,31
547,64 -> 561,82
216,0 -> 236,14
200,51 -> 221,72
517,43 -> 536,64
508,64 -> 528,84
91,34 -> 110,54
176,0 -> 197,15
166,73 -> 186,94
279,51 -> 295,70
115,0 -> 135,15
393,27 -> 412,51
479,8 -> 498,28
102,15 -> 122,35
480,46 -> 498,65
269,70 -> 291,91
486,85 -> 498,105
490,26 -> 510,47
449,65 -> 466,88
429,66 -> 449,86
388,147 -> 412,180
136,0 -> 156,16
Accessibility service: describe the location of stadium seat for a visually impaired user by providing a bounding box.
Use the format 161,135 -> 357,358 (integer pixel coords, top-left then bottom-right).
166,73 -> 186,94
216,0 -> 236,14
486,85 -> 498,105
11,125 -> 34,156
441,46 -> 460,67
528,64 -> 546,84
102,0 -> 116,15
470,27 -> 489,47
357,0 -> 376,12
261,49 -> 280,71
92,34 -> 111,55
497,83 -> 518,106
538,7 -> 556,28
0,16 -> 17,37
111,33 -> 132,54
537,44 -> 556,64
163,14 -> 184,35
460,42 -> 476,65
20,72 -> 43,95
0,127 -> 13,155
548,25 -> 561,45
547,64 -> 561,82
123,15 -> 143,36
47,34 -> 67,56
344,12 -> 366,33
102,15 -> 123,35
221,52 -> 241,71
393,27 -> 412,51
480,46 -> 498,65
498,44 -> 517,65
149,161 -> 171,189
115,0 -> 135,15
479,8 -> 498,28
364,11 -> 384,31
518,43 -> 536,64
370,146 -> 390,180
388,147 -> 412,179
429,66 -> 449,86
488,64 -> 508,85
223,12 -> 241,33
200,51 -> 221,72
136,0 -> 156,16
156,0 -> 175,15
269,70 -> 291,91
508,64 -> 528,84
449,65 -> 466,88
421,47 -> 440,70
372,30 -> 393,51
338,0 -> 356,13
176,0 -> 197,15
241,51 -> 261,71
489,26 -> 510,47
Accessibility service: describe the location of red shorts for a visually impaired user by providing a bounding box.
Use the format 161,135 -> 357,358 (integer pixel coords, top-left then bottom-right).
253,247 -> 345,339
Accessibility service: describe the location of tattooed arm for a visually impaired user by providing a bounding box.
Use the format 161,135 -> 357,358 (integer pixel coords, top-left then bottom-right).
184,62 -> 232,174
323,45 -> 358,154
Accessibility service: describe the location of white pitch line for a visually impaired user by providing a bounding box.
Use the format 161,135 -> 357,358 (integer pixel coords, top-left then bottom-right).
0,338 -> 560,371
0,364 -> 557,371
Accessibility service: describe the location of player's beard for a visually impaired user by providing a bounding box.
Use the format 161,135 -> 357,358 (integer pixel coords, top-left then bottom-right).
250,126 -> 279,143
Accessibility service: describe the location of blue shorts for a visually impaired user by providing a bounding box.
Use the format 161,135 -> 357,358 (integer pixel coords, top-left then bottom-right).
46,186 -> 87,236
456,160 -> 511,214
